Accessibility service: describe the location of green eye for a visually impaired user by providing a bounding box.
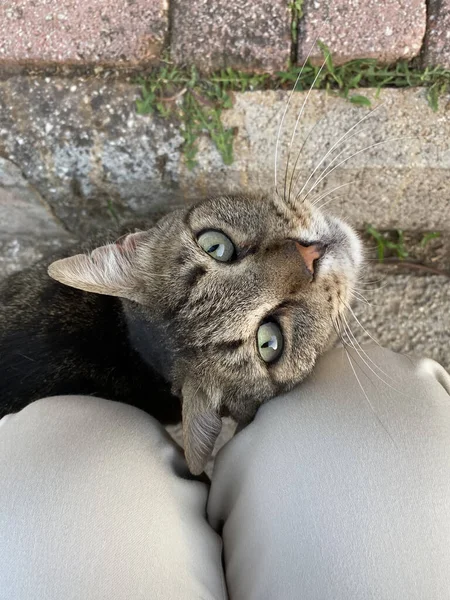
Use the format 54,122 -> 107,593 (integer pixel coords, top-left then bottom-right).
197,230 -> 235,262
257,322 -> 284,363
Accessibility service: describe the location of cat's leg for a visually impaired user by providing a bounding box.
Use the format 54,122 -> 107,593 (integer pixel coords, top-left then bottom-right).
0,396 -> 226,600
208,346 -> 450,600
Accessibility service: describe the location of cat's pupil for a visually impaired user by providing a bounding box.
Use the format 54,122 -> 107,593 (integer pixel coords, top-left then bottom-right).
261,337 -> 278,350
208,243 -> 225,257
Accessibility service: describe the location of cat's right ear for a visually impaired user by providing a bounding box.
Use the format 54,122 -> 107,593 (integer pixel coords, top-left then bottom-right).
181,379 -> 222,475
48,231 -> 149,301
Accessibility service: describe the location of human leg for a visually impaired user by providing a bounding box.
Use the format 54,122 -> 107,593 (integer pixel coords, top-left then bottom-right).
209,346 -> 450,600
0,396 -> 227,600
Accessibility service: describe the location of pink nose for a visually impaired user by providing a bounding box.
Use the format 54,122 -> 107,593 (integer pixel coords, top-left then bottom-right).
294,242 -> 325,275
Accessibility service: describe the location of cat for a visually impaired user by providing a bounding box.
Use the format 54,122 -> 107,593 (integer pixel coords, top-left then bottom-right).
0,189 -> 362,474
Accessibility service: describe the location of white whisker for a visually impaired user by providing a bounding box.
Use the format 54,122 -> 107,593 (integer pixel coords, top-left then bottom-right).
295,103 -> 385,200
311,180 -> 356,208
341,314 -> 395,386
283,55 -> 328,202
287,119 -> 322,205
274,37 -> 318,194
344,303 -> 382,347
302,136 -> 415,202
340,337 -> 397,447
350,290 -> 375,307
354,278 -> 388,291
340,319 -> 415,401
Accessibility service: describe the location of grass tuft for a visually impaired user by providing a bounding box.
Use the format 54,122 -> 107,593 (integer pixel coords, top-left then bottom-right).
137,48 -> 450,168
289,0 -> 304,47
366,225 -> 409,262
420,231 -> 441,247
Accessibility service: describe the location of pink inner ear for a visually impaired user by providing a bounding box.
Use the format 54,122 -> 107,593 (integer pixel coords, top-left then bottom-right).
114,231 -> 148,253
115,234 -> 137,252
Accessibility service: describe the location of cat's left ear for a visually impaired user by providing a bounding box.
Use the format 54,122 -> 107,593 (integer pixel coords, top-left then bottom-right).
48,231 -> 149,301
182,379 -> 222,475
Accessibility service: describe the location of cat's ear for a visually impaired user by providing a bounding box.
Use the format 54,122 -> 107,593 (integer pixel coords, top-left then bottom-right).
48,231 -> 148,301
182,379 -> 222,475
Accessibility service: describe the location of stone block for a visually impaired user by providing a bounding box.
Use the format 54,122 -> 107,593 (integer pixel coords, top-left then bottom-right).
0,78 -> 448,239
0,0 -> 167,66
181,89 -> 450,232
0,157 -> 73,277
298,0 -> 426,65
422,0 -> 450,67
0,76 -> 184,236
171,0 -> 291,72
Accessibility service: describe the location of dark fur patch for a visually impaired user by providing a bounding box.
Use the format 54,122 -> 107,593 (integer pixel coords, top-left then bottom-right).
220,339 -> 245,352
271,205 -> 292,226
238,246 -> 258,259
273,299 -> 304,315
184,266 -> 206,288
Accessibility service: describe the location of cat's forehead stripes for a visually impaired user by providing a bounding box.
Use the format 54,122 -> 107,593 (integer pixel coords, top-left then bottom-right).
186,195 -> 308,245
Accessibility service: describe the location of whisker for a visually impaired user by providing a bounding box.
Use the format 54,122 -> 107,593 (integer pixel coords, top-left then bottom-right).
354,278 -> 388,291
343,303 -> 382,347
311,180 -> 357,208
302,136 -> 415,202
339,333 -> 398,447
283,55 -> 328,204
341,314 -> 398,387
287,119 -> 322,206
340,319 -> 415,401
339,320 -> 395,392
315,194 -> 345,211
365,257 -> 396,262
274,37 -> 318,195
295,103 -> 385,200
362,245 -> 383,251
350,290 -> 375,307
349,294 -> 372,309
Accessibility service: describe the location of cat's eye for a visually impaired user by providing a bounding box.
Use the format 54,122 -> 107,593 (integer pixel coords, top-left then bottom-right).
197,230 -> 235,262
257,322 -> 284,363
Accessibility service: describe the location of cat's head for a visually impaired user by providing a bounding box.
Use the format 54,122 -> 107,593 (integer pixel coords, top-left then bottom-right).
48,194 -> 362,473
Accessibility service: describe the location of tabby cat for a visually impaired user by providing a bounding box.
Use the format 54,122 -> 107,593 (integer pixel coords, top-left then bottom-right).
0,189 -> 362,473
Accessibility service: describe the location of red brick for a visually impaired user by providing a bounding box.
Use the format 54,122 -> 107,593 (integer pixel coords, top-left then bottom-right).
422,0 -> 450,67
0,0 -> 167,66
298,0 -> 426,65
171,0 -> 291,73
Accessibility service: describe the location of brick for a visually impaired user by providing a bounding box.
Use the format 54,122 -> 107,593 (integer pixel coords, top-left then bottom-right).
422,0 -> 450,67
171,0 -> 291,72
298,0 -> 426,65
0,0 -> 167,66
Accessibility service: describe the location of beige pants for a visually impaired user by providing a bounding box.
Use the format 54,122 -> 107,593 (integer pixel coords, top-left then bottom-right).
1,346 -> 450,600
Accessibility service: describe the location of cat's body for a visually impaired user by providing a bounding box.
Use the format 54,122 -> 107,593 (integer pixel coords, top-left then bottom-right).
0,194 -> 363,473
0,248 -> 180,422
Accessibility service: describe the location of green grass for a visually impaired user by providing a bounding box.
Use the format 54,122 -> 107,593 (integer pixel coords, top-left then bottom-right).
366,225 -> 409,262
137,48 -> 450,168
289,0 -> 304,47
106,198 -> 120,225
420,231 -> 441,247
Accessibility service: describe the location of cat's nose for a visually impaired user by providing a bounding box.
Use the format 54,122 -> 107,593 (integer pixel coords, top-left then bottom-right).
294,241 -> 326,275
